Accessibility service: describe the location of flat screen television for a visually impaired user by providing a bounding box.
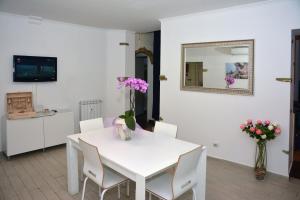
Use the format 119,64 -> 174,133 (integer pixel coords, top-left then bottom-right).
13,55 -> 57,82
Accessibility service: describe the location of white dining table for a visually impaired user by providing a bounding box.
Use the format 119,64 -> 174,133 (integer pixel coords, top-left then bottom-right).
66,126 -> 207,200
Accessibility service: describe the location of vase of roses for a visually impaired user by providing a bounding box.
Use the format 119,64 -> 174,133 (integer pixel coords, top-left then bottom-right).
115,77 -> 148,140
240,119 -> 281,180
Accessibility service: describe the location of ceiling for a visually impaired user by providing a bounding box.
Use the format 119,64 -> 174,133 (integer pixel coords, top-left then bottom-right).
0,0 -> 266,32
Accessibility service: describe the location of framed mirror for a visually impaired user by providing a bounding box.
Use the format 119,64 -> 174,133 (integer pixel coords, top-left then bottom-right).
181,40 -> 254,95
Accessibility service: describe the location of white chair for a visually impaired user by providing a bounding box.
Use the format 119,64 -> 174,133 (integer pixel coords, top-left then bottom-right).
79,138 -> 129,200
79,118 -> 104,181
80,118 -> 104,133
149,121 -> 178,199
154,121 -> 178,138
146,146 -> 205,200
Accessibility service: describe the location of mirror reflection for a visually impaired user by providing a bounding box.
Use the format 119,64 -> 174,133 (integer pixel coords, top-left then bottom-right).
182,40 -> 254,95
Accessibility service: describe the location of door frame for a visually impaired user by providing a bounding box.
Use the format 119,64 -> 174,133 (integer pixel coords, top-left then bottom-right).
289,29 -> 300,177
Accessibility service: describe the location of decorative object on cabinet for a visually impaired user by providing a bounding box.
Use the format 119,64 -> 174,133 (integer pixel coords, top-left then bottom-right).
240,119 -> 281,180
7,92 -> 36,119
181,40 -> 254,95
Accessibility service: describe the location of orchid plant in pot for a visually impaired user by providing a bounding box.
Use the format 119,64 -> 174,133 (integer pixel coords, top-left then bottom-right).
240,119 -> 281,180
115,77 -> 148,140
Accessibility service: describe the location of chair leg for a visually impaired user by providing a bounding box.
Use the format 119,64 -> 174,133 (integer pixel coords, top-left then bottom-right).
192,188 -> 196,200
99,187 -> 102,198
118,184 -> 121,199
80,157 -> 84,181
81,177 -> 88,200
80,169 -> 84,181
80,170 -> 84,181
149,192 -> 152,200
100,189 -> 108,200
126,180 -> 130,196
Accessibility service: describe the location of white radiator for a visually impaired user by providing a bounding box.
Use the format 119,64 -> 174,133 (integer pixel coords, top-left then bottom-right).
79,99 -> 102,121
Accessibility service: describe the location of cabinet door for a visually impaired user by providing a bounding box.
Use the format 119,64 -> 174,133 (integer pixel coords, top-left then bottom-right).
44,112 -> 74,148
6,118 -> 44,156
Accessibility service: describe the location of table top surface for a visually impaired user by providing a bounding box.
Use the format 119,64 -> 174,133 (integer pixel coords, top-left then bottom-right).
68,126 -> 200,177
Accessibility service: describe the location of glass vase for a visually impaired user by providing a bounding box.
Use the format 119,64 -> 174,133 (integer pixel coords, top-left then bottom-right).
114,118 -> 134,141
255,140 -> 267,180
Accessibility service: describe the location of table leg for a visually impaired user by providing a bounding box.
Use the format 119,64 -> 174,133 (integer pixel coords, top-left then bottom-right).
67,140 -> 79,194
195,147 -> 207,200
135,174 -> 146,200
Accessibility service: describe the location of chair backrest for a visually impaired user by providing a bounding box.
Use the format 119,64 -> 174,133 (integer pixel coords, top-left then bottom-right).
80,118 -> 104,133
154,121 -> 177,138
78,138 -> 104,186
172,146 -> 205,199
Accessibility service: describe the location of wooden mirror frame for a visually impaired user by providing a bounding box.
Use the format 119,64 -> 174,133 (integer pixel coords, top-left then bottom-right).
181,39 -> 254,96
136,47 -> 153,64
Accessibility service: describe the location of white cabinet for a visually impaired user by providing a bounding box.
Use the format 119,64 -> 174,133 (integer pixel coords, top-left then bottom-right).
3,111 -> 74,157
6,117 -> 44,156
44,112 -> 74,148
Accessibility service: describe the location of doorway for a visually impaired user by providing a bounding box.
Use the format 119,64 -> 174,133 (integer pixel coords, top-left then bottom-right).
134,31 -> 161,130
185,62 -> 204,87
290,29 -> 300,179
135,56 -> 148,128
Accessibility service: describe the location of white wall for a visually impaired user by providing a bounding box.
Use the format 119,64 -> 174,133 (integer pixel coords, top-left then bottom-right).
0,12 -> 133,151
103,30 -> 126,118
103,30 -> 135,117
125,31 -> 136,110
160,0 -> 300,176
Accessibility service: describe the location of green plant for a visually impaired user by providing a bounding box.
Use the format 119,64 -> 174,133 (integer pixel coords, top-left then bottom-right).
119,109 -> 135,130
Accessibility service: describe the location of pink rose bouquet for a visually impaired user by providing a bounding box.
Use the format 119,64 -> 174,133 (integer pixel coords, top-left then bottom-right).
240,119 -> 281,180
240,119 -> 281,142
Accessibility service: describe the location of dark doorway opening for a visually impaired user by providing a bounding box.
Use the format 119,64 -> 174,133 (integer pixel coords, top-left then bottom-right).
134,31 -> 160,131
135,56 -> 148,128
290,29 -> 300,179
152,30 -> 161,121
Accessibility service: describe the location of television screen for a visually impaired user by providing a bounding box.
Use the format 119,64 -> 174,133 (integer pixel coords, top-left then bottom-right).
13,55 -> 57,82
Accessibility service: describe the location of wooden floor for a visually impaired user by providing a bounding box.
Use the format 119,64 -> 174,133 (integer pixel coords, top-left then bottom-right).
0,146 -> 300,200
